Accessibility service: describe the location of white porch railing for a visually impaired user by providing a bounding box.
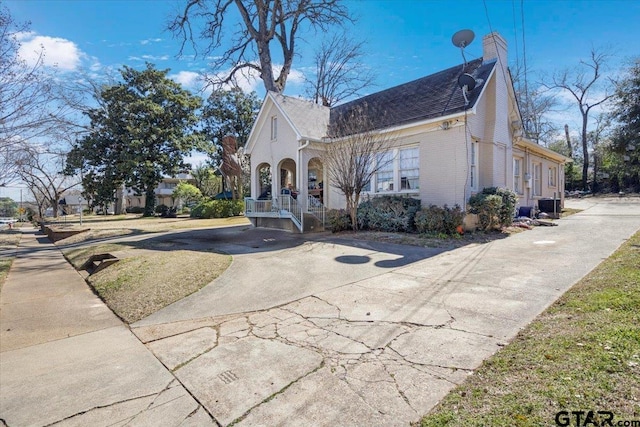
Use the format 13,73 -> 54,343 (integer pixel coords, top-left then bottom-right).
307,196 -> 326,225
244,195 -> 302,231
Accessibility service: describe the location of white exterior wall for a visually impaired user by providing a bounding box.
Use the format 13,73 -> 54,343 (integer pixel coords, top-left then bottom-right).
512,146 -> 566,209
418,126 -> 469,207
468,57 -> 514,195
248,101 -> 301,199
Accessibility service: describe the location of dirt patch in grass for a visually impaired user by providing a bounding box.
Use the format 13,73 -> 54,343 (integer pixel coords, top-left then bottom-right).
418,231 -> 640,427
64,242 -> 231,323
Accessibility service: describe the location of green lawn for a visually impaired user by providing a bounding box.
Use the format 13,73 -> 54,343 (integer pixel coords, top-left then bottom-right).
419,231 -> 640,427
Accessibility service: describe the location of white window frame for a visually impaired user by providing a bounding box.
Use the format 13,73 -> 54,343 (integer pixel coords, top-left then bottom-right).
548,166 -> 557,187
375,151 -> 395,192
368,146 -> 420,194
399,147 -> 420,191
513,157 -> 522,194
470,141 -> 478,190
270,116 -> 278,140
533,162 -> 542,197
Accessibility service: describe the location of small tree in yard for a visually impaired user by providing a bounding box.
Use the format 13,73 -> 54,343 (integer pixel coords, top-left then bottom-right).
468,187 -> 517,231
324,104 -> 395,231
172,182 -> 202,207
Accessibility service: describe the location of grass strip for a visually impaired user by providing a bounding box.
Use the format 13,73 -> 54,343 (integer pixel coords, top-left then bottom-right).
419,231 -> 640,427
64,243 -> 231,323
0,230 -> 22,290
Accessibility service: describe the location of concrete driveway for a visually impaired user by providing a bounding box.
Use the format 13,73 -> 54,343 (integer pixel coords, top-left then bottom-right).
2,197 -> 638,426
126,197 -> 640,426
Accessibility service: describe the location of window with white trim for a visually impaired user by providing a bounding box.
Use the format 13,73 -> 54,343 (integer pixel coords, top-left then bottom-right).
548,166 -> 557,187
369,147 -> 420,193
376,151 -> 394,192
270,116 -> 278,140
533,162 -> 542,196
399,147 -> 419,190
470,141 -> 478,190
513,158 -> 522,194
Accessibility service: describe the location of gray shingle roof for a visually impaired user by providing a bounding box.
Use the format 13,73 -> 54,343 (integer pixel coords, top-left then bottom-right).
270,92 -> 330,140
329,58 -> 496,136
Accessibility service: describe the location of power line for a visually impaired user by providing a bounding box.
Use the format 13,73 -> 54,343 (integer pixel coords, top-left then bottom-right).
512,0 -> 520,72
521,0 -> 531,123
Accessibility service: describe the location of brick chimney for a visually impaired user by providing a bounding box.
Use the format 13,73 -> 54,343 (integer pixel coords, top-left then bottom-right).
482,32 -> 507,65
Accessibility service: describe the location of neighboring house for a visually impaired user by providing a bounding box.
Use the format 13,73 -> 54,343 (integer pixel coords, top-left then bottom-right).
59,191 -> 90,215
124,173 -> 195,210
245,32 -> 571,232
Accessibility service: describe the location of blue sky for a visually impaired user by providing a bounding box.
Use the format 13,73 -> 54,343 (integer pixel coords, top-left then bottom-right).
7,0 -> 638,95
2,0 -> 639,199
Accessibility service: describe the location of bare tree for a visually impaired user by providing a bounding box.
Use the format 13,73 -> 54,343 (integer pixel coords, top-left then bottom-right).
546,48 -> 615,190
16,144 -> 79,219
305,32 -> 375,107
588,113 -> 611,193
510,65 -> 558,145
0,6 -> 99,186
324,104 -> 395,231
169,0 -> 352,93
0,5 -> 54,184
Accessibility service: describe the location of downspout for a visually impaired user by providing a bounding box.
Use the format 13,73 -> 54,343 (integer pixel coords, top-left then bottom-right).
297,139 -> 311,231
524,147 -> 530,207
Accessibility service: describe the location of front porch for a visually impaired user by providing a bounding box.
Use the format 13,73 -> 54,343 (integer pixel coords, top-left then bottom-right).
245,194 -> 326,233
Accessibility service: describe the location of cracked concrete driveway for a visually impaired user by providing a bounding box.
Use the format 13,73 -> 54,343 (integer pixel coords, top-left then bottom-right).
127,197 -> 640,426
2,197 -> 638,426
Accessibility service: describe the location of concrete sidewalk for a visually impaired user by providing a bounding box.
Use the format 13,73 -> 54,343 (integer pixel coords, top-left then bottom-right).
0,229 -> 214,426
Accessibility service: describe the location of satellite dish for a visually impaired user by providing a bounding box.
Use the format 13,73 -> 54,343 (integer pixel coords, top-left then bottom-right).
458,73 -> 477,91
452,29 -> 475,48
458,73 -> 477,106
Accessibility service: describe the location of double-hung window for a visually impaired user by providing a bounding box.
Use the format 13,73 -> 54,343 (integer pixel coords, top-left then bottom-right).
548,166 -> 557,187
513,158 -> 522,194
399,147 -> 419,190
376,151 -> 394,192
369,146 -> 420,193
533,163 -> 542,196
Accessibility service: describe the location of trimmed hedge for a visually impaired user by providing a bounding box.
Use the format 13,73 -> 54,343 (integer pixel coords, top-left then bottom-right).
327,209 -> 352,232
468,187 -> 517,230
126,206 -> 145,214
357,196 -> 421,232
415,204 -> 465,235
190,199 -> 244,218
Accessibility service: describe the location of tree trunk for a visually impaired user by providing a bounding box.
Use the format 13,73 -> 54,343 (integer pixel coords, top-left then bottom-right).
143,186 -> 156,217
564,124 -> 572,157
114,184 -> 125,215
581,113 -> 589,191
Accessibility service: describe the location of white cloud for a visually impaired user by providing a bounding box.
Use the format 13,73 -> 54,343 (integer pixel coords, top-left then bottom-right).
171,70 -> 203,88
140,38 -> 162,45
18,34 -> 82,71
142,54 -> 169,61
